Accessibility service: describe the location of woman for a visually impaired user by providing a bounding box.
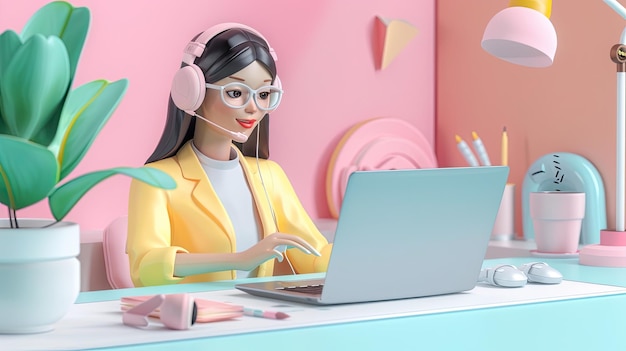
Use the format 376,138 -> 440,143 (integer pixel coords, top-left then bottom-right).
127,23 -> 332,287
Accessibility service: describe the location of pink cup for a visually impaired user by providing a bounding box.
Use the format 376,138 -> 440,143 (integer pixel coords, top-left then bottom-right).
529,191 -> 586,254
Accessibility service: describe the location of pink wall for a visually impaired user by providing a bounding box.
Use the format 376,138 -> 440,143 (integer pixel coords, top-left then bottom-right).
1,1 -> 435,231
437,1 -> 624,237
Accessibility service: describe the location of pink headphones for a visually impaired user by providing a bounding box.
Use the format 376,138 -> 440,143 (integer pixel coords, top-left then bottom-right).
170,22 -> 281,114
122,294 -> 197,330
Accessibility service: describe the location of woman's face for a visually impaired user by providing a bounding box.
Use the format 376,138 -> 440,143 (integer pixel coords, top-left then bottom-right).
198,61 -> 273,141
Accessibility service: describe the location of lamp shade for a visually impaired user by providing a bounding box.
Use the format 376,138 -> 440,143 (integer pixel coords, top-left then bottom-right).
481,6 -> 557,68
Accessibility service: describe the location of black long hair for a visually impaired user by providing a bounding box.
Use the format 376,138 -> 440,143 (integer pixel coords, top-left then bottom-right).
146,27 -> 276,164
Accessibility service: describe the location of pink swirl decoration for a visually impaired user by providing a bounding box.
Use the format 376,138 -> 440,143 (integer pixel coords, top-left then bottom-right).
326,118 -> 438,218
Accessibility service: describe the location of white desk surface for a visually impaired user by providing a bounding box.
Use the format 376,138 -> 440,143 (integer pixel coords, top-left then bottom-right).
3,257 -> 626,351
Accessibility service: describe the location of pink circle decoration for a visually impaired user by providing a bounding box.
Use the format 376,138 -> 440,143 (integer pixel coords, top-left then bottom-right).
326,118 -> 437,218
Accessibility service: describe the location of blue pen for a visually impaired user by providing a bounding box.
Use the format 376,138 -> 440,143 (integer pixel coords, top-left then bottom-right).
455,134 -> 479,167
471,131 -> 491,166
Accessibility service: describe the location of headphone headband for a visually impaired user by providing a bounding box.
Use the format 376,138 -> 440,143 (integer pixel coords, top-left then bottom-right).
181,22 -> 278,65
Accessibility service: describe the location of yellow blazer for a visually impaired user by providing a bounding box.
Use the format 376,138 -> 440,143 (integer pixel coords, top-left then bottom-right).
127,141 -> 332,287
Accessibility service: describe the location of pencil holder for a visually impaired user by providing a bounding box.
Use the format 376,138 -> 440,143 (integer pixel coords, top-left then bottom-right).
491,183 -> 515,240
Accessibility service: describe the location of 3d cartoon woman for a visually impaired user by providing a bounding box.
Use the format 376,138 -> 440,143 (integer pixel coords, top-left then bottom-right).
126,23 -> 332,287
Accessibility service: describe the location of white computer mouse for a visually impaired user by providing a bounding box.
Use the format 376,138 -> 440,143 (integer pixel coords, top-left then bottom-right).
478,264 -> 528,288
518,262 -> 563,284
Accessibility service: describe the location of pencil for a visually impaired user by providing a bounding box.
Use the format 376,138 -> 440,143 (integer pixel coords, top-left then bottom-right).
471,131 -> 491,166
501,126 -> 508,166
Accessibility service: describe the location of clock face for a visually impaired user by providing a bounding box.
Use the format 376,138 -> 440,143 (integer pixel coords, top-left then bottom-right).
527,153 -> 577,192
325,118 -> 437,218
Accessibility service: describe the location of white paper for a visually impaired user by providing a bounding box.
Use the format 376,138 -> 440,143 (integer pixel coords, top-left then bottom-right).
2,280 -> 625,351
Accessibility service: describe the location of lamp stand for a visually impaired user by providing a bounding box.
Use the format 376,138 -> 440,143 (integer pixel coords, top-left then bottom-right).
579,26 -> 626,267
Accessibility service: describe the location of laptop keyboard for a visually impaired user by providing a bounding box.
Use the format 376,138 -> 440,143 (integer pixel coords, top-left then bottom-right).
276,283 -> 324,295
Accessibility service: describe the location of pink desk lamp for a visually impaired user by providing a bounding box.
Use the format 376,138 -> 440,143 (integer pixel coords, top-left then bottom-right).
482,0 -> 626,266
481,0 -> 557,68
579,0 -> 626,267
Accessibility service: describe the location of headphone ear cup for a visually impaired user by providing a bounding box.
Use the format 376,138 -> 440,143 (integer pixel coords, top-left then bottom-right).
171,64 -> 206,112
273,75 -> 282,90
159,294 -> 197,330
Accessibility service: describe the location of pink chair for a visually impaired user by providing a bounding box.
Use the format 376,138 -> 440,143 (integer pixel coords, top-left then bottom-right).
102,216 -> 135,289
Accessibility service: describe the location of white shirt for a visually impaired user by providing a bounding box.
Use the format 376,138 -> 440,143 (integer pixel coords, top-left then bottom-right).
192,143 -> 260,278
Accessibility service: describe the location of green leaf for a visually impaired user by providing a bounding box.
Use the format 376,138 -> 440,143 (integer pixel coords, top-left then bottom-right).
0,30 -> 22,81
49,167 -> 177,221
20,1 -> 90,82
20,1 -> 90,146
0,135 -> 58,210
50,79 -> 128,180
0,34 -> 70,139
0,30 -> 22,135
30,101 -> 65,146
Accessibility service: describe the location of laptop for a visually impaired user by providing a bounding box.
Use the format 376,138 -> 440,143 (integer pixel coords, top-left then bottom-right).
236,166 -> 509,305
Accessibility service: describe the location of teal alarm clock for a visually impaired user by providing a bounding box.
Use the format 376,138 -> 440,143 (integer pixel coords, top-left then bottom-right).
521,152 -> 607,245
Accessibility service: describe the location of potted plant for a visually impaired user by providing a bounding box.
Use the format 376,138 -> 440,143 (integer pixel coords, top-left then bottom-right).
0,1 -> 176,334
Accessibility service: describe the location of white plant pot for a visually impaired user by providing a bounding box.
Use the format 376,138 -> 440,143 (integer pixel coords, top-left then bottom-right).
0,219 -> 80,334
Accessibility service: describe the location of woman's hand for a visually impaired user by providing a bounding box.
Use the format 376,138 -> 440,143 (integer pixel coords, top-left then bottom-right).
237,233 -> 321,271
174,233 -> 322,277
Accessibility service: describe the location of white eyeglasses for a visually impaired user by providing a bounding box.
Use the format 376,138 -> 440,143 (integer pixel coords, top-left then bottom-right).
205,82 -> 283,111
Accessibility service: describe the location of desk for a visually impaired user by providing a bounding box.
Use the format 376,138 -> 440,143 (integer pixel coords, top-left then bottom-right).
13,257 -> 616,350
